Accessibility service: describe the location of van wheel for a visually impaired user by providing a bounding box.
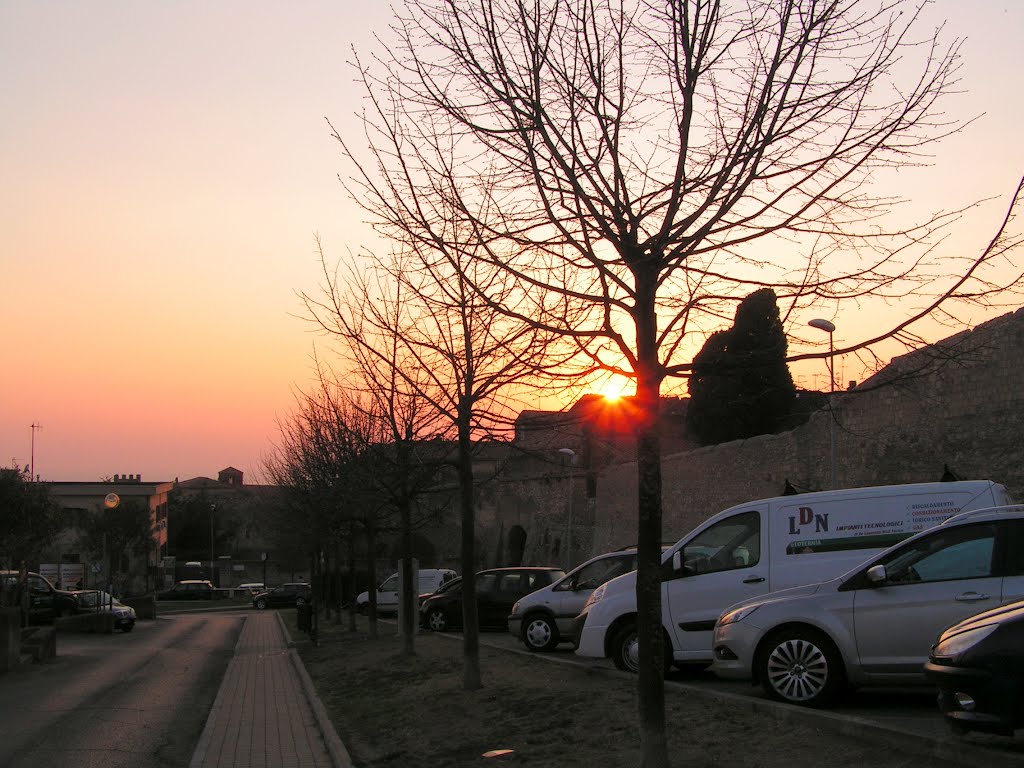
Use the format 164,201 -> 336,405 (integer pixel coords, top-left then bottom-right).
612,624 -> 640,672
758,628 -> 844,707
426,608 -> 448,632
523,615 -> 559,651
611,624 -> 672,675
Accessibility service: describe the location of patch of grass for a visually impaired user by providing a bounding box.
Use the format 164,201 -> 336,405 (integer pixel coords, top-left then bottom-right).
298,620 -> 965,768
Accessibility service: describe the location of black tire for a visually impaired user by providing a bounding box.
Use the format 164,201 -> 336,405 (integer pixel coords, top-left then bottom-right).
426,608 -> 448,632
59,607 -> 75,619
611,623 -> 673,675
121,624 -> 134,633
611,624 -> 640,672
255,598 -> 267,610
522,614 -> 559,651
758,627 -> 845,707
296,596 -> 308,607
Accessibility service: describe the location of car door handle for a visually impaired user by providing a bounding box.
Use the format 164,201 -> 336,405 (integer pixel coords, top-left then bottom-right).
742,576 -> 765,584
955,592 -> 990,602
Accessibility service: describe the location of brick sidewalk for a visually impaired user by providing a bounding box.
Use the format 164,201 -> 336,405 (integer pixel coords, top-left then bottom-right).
190,611 -> 350,768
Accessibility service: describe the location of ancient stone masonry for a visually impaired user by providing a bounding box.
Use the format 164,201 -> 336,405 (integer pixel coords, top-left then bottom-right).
590,309 -> 1024,554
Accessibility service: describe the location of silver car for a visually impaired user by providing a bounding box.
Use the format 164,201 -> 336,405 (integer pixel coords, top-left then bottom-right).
711,505 -> 1024,707
508,548 -> 648,651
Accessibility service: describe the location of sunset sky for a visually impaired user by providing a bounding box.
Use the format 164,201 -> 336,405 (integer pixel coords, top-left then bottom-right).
2,1 -> 1021,483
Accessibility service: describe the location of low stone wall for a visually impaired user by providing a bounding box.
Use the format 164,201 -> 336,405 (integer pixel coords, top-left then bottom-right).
123,595 -> 156,619
0,608 -> 20,673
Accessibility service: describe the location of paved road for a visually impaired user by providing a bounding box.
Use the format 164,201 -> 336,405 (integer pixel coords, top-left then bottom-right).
0,613 -> 243,768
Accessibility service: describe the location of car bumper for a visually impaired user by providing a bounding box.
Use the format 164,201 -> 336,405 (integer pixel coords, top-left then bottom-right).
924,660 -> 1020,735
508,617 -> 522,639
709,621 -> 760,681
573,608 -> 605,658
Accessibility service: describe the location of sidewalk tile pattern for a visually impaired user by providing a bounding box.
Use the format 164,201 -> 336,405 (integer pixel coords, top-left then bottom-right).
190,612 -> 333,768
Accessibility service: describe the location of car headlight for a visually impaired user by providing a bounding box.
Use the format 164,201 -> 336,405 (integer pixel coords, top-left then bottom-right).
511,600 -> 521,615
718,604 -> 761,627
583,584 -> 607,610
932,624 -> 998,658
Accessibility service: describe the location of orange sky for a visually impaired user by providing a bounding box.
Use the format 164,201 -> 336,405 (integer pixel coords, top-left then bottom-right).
1,1 -> 1021,482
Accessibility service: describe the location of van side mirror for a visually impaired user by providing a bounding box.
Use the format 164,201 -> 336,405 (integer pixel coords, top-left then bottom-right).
672,551 -> 682,572
866,564 -> 887,584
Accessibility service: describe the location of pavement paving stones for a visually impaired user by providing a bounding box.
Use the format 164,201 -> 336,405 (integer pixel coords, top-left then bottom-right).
189,611 -> 351,768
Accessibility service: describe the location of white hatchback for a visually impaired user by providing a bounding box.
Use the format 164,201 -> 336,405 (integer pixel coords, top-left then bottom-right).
711,505 -> 1024,706
508,548 -> 650,651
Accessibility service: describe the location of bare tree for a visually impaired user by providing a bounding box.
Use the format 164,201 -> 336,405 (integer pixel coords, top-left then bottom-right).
332,1 -> 1023,763
264,370 -> 389,634
303,201 -> 565,687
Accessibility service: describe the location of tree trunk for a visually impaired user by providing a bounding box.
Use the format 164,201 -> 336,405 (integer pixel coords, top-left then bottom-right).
458,406 -> 482,690
635,274 -> 669,768
399,436 -> 416,656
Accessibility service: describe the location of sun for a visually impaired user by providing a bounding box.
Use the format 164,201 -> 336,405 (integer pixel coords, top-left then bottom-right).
599,379 -> 629,401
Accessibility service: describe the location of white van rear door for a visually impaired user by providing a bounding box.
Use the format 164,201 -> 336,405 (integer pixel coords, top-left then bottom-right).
664,509 -> 768,662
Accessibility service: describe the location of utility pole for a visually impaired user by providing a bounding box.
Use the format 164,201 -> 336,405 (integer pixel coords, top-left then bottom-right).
29,422 -> 42,481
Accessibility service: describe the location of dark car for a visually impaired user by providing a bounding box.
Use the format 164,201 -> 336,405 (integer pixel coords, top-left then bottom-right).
925,598 -> 1024,736
252,583 -> 311,610
157,580 -> 214,600
71,589 -> 137,632
420,567 -> 566,633
0,570 -> 80,622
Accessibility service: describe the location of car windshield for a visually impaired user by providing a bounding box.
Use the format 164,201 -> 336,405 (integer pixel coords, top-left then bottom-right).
78,591 -> 122,608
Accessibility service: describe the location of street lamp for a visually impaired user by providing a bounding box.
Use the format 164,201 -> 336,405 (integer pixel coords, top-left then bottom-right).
210,504 -> 216,585
558,448 -> 577,569
808,318 -> 837,489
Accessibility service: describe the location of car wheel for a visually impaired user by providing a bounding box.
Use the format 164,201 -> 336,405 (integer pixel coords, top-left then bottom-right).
611,624 -> 640,673
523,614 -> 559,651
121,624 -> 134,633
255,598 -> 267,610
758,627 -> 845,707
611,623 -> 672,675
296,597 -> 308,607
59,607 -> 75,619
426,608 -> 448,632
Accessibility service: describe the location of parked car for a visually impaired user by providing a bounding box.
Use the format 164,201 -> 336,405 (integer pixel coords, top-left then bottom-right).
0,570 -> 80,622
356,569 -> 458,614
925,598 -> 1024,736
575,480 -> 1009,673
71,589 -> 137,632
157,580 -> 214,600
252,583 -> 311,610
509,547 -> 663,651
420,567 -> 565,633
710,504 -> 1024,707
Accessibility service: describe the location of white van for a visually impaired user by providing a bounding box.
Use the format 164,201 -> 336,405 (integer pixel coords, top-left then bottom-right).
357,568 -> 458,614
573,480 -> 1011,672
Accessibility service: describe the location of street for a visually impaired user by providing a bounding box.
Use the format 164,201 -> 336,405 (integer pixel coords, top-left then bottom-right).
0,613 -> 243,768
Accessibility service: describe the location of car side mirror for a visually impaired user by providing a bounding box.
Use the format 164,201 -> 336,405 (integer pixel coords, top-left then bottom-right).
866,564 -> 887,584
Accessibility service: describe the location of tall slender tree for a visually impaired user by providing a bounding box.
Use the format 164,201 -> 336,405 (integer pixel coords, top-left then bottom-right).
687,288 -> 796,444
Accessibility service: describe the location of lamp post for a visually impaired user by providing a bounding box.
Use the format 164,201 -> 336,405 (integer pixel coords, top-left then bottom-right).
558,448 -> 577,569
808,318 -> 837,489
210,504 -> 216,585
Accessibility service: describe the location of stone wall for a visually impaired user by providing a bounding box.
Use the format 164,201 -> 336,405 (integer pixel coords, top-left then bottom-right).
589,309 -> 1024,555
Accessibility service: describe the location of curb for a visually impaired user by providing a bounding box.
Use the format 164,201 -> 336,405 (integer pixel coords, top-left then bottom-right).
277,611 -> 355,768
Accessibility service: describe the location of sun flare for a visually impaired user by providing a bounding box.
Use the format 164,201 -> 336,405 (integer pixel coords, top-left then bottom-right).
599,380 -> 629,401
